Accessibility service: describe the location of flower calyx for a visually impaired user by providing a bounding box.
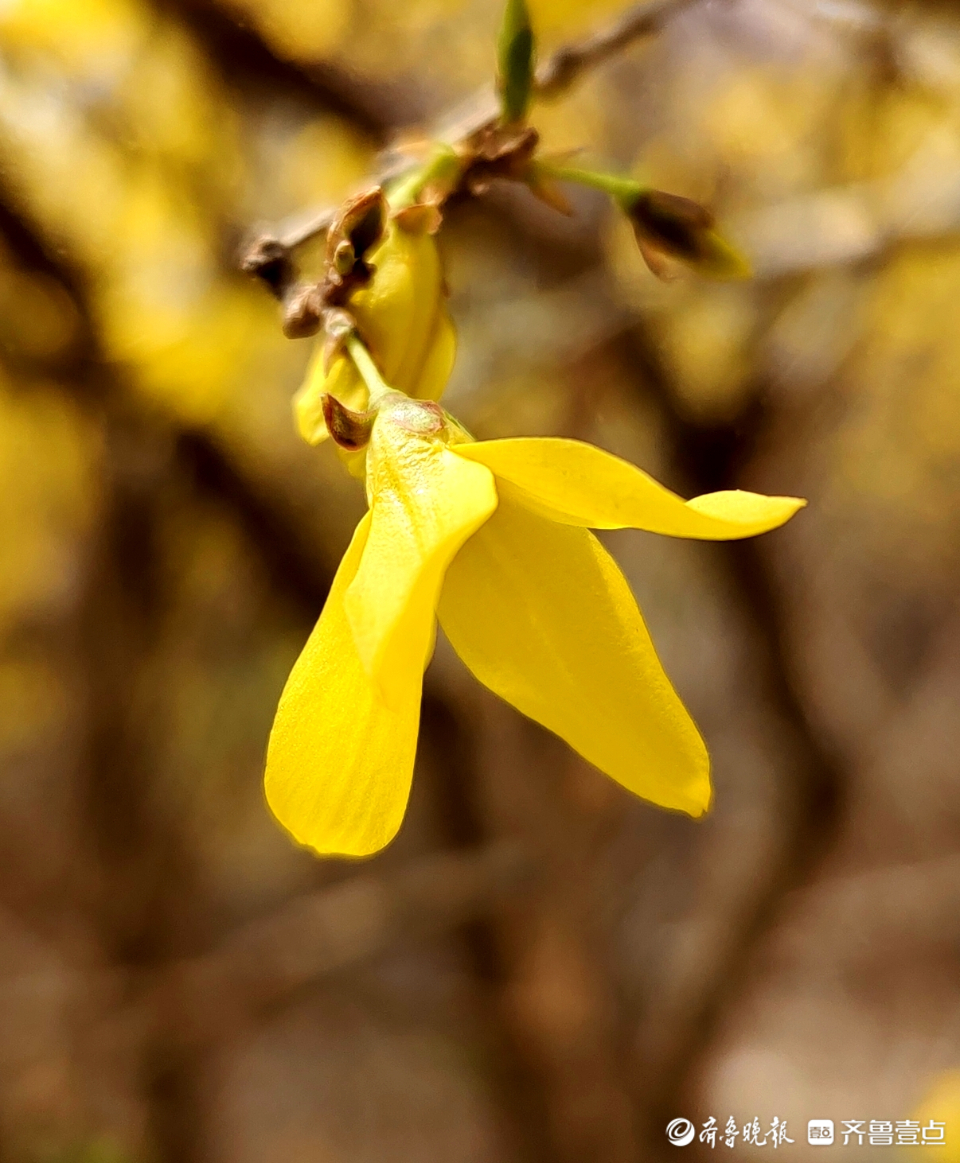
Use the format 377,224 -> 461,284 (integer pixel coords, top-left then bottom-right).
323,390 -> 461,455
458,122 -> 540,198
381,395 -> 446,437
321,393 -> 377,451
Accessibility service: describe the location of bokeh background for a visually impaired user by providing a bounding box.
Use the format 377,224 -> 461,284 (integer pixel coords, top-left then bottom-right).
2,0 -> 960,1159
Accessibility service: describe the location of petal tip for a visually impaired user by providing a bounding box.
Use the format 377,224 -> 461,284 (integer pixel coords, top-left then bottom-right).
772,495 -> 808,525
263,769 -> 399,860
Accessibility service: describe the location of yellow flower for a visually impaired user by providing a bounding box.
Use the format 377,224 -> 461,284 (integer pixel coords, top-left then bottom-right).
294,218 -> 456,447
265,394 -> 804,858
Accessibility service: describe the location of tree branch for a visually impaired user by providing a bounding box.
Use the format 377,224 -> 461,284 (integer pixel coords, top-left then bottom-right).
149,0 -> 426,138
239,0 -> 703,267
535,0 -> 702,96
147,842 -> 531,1049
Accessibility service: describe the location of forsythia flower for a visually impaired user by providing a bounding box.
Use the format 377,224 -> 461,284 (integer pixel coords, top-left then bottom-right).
265,393 -> 804,858
294,218 -> 456,447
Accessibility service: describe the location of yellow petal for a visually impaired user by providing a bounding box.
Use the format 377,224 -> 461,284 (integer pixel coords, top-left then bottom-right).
353,219 -> 450,395
455,438 -> 804,538
264,513 -> 421,858
437,494 -> 710,815
345,402 -> 498,707
414,309 -> 457,404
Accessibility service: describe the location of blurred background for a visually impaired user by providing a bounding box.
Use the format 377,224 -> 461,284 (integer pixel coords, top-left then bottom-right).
2,0 -> 960,1159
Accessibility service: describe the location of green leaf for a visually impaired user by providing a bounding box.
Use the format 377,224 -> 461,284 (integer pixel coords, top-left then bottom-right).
497,0 -> 535,125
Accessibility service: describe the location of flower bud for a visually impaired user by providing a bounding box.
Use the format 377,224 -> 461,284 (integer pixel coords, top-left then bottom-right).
294,213 -> 456,446
622,190 -> 751,280
497,0 -> 534,126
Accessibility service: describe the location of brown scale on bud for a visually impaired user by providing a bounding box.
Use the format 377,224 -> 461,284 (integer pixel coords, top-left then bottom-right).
456,124 -> 540,198
322,394 -> 377,451
392,203 -> 443,235
276,188 -> 393,341
321,187 -> 387,304
282,284 -> 325,338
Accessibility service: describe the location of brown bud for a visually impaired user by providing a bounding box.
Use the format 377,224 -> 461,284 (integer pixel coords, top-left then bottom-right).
332,239 -> 356,276
282,284 -> 324,338
630,191 -> 714,261
626,191 -> 751,281
321,394 -> 376,451
240,236 -> 295,299
458,124 -> 540,200
324,188 -> 387,272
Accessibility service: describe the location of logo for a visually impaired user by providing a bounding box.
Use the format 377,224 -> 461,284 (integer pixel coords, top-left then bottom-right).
808,1120 -> 835,1145
666,1118 -> 696,1147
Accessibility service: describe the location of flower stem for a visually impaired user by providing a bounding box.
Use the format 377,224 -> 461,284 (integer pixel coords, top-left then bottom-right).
534,159 -> 642,204
346,334 -> 392,404
387,144 -> 462,211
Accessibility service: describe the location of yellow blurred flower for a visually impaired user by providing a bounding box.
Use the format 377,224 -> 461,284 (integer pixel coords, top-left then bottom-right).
265,393 -> 804,858
909,1070 -> 960,1160
294,217 -> 456,448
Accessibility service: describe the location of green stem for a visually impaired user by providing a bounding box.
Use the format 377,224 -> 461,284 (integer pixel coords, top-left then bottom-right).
534,160 -> 643,204
346,335 -> 392,404
387,144 -> 462,211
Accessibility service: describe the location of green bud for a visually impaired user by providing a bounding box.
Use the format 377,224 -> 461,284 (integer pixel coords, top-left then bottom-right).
497,0 -> 535,126
333,239 -> 356,277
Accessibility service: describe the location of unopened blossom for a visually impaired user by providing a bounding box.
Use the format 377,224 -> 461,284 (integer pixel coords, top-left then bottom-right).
265,394 -> 804,858
623,188 -> 751,280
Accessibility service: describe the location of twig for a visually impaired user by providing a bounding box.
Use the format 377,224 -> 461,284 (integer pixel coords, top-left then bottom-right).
148,842 -> 532,1049
240,0 -> 702,274
433,0 -> 703,142
535,0 -> 703,96
148,0 -> 423,138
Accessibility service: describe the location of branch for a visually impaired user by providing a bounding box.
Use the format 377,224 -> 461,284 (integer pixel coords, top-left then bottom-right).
148,0 -> 425,138
535,0 -> 702,96
240,0 -> 703,269
736,159 -> 960,277
148,842 -> 531,1048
